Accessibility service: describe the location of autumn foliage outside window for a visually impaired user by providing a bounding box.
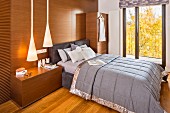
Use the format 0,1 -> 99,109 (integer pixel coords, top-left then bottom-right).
126,5 -> 162,59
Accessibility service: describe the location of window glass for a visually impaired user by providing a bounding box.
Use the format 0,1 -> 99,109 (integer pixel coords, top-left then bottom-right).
139,5 -> 162,64
126,8 -> 135,58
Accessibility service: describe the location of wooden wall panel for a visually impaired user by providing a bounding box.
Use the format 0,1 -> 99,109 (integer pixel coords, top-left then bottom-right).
76,14 -> 86,40
10,0 -> 98,104
50,0 -> 97,43
86,13 -> 98,52
0,0 -> 11,104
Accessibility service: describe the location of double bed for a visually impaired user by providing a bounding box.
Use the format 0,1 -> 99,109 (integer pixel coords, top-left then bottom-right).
49,39 -> 166,113
49,39 -> 90,89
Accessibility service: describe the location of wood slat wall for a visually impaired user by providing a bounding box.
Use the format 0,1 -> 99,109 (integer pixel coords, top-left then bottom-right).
0,0 -> 11,104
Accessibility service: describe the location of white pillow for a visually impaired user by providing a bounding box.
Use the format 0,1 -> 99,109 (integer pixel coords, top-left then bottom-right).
76,46 -> 82,52
58,48 -> 71,62
67,48 -> 84,63
81,47 -> 96,60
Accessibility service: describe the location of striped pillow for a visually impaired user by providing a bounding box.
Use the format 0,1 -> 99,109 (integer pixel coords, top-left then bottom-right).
58,48 -> 71,62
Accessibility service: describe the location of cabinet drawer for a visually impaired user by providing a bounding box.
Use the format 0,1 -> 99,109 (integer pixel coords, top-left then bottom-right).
22,72 -> 62,106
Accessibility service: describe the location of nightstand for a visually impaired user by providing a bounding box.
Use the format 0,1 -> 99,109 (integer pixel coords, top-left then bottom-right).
11,66 -> 62,108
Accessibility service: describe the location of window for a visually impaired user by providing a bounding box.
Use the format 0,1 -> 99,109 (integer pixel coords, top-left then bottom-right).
126,8 -> 135,58
123,5 -> 166,67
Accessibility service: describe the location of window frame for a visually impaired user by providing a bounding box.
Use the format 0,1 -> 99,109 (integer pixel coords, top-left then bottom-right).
123,5 -> 166,68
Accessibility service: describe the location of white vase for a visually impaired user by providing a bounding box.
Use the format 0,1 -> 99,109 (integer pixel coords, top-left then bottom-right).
38,60 -> 42,67
42,59 -> 46,67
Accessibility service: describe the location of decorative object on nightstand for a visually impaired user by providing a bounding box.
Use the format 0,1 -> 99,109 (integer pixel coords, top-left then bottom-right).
43,0 -> 53,47
46,58 -> 50,64
42,59 -> 46,67
16,68 -> 27,77
12,66 -> 63,107
38,58 -> 51,68
38,60 -> 42,67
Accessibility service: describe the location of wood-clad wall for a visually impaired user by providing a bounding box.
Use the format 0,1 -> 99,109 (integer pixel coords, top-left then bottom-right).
0,0 -> 11,104
10,0 -> 98,104
11,0 -> 98,73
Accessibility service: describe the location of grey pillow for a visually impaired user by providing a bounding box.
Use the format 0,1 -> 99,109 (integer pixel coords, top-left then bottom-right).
71,44 -> 78,51
71,44 -> 88,51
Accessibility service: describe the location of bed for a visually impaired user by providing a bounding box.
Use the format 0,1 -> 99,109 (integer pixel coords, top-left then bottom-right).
49,39 -> 165,113
49,39 -> 90,89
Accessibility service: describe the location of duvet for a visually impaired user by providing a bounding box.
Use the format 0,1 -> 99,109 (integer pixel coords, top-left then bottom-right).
70,54 -> 166,113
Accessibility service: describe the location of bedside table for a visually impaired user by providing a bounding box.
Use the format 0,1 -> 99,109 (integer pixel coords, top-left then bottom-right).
11,66 -> 63,108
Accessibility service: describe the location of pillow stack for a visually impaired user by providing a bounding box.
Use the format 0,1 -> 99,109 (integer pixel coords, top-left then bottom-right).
58,44 -> 96,63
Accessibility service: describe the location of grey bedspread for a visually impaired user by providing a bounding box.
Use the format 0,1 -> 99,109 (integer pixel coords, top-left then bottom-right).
70,54 -> 166,113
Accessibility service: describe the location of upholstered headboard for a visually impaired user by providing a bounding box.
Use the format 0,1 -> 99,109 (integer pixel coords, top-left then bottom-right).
49,39 -> 90,64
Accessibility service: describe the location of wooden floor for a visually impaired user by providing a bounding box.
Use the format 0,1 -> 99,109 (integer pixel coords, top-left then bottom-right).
0,76 -> 169,113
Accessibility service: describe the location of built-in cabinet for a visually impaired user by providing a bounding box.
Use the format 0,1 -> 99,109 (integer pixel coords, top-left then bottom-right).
86,12 -> 108,54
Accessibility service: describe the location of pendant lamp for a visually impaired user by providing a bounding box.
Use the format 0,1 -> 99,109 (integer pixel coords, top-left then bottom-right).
27,0 -> 38,61
43,0 -> 53,47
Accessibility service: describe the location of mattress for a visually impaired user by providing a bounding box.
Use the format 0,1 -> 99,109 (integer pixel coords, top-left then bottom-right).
57,60 -> 85,74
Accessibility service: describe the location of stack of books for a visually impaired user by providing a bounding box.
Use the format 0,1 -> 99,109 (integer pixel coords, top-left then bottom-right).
44,64 -> 58,70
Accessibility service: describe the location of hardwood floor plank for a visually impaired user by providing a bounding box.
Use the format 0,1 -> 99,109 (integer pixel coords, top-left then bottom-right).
0,101 -> 19,113
15,89 -> 70,113
49,95 -> 84,113
69,100 -> 91,113
40,94 -> 75,113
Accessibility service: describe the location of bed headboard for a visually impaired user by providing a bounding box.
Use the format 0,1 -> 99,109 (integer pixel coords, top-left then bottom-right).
49,39 -> 90,64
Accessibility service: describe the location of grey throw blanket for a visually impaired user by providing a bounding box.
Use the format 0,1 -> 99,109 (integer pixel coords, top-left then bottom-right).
70,54 -> 166,113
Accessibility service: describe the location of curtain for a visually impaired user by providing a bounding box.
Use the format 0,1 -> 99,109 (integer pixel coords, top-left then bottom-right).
120,0 -> 169,8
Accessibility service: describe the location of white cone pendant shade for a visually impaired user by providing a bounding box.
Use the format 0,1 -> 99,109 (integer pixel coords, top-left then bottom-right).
27,35 -> 38,61
27,0 -> 38,62
43,23 -> 53,47
43,0 -> 53,47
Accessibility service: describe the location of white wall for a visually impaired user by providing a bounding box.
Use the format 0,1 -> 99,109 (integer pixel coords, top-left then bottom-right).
109,10 -> 120,55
